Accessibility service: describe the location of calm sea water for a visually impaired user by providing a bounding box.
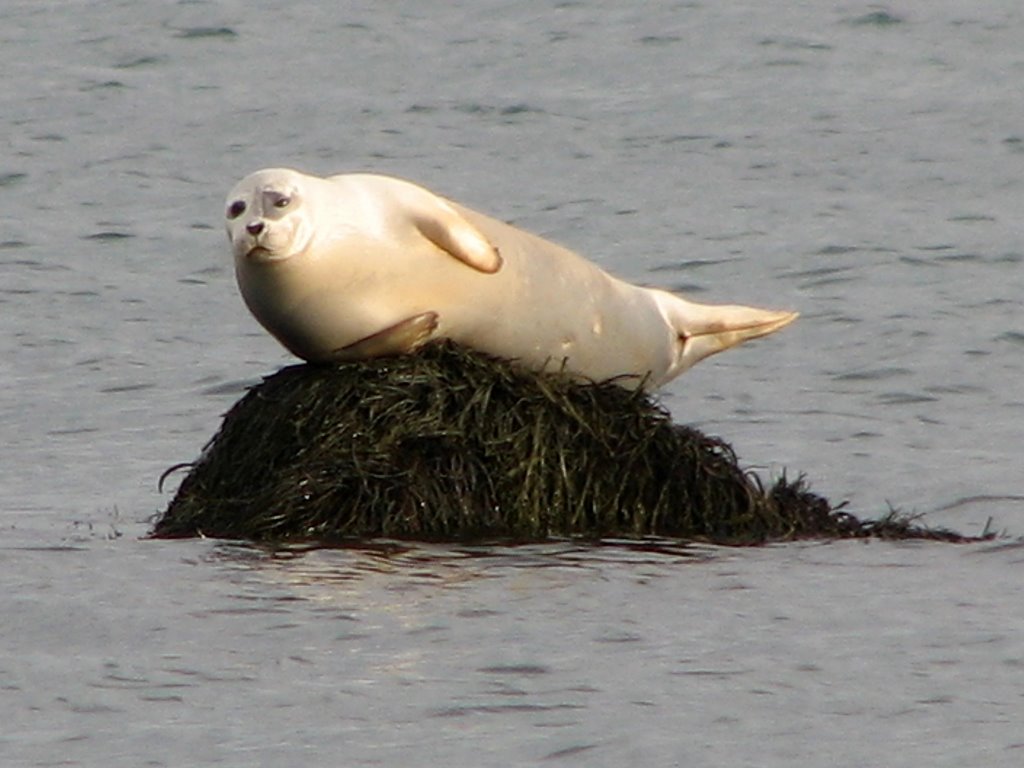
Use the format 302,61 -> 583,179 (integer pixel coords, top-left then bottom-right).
2,1 -> 1022,766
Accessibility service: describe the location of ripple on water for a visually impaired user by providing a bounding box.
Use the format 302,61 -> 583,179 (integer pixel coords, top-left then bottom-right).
173,27 -> 238,40
0,172 -> 28,187
874,391 -> 940,406
81,231 -> 135,241
112,55 -> 164,70
832,367 -> 911,382
996,331 -> 1024,346
845,11 -> 904,26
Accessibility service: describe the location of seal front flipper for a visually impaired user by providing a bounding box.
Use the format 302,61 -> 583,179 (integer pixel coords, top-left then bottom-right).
335,312 -> 440,359
412,200 -> 502,274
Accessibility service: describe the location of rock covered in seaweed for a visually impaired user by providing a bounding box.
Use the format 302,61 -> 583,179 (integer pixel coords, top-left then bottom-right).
153,342 -> 968,545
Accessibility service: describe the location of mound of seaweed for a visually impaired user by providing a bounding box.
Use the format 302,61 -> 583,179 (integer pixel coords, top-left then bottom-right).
153,342 -> 967,545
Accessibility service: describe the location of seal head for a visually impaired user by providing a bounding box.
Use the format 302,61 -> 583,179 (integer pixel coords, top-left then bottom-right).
226,168 -> 314,263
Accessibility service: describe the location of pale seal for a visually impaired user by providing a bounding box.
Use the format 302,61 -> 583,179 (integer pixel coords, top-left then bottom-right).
225,168 -> 797,389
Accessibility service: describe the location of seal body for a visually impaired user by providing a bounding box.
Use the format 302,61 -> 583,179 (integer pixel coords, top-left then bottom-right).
225,169 -> 797,389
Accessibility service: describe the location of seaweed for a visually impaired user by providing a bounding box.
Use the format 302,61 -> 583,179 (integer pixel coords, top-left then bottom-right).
153,342 -> 973,545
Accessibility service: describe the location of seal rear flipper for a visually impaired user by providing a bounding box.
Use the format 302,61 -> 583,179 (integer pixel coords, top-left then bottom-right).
413,200 -> 503,274
335,312 -> 440,359
651,290 -> 798,382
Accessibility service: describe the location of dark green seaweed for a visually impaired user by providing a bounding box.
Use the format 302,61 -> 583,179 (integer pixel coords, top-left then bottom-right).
153,342 -> 973,545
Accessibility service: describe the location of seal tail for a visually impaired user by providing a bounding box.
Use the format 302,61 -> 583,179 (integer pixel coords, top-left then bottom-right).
651,290 -> 798,383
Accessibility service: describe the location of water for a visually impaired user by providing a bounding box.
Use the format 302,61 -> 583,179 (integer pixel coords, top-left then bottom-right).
2,1 -> 1022,765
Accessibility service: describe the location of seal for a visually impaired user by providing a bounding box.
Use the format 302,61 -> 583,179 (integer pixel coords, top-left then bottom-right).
225,168 -> 797,389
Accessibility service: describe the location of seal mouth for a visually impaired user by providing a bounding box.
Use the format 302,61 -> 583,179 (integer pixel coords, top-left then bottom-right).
245,245 -> 288,263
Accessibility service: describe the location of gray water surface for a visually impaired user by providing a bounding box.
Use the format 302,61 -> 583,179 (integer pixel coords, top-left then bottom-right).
2,2 -> 1023,766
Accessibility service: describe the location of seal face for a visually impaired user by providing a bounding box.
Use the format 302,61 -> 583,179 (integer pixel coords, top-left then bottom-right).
225,168 -> 798,389
226,171 -> 311,263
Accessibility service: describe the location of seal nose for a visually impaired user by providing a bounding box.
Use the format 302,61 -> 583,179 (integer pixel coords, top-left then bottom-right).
246,221 -> 265,236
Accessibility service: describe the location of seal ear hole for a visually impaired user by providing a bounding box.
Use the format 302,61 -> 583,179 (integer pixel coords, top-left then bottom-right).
227,200 -> 246,219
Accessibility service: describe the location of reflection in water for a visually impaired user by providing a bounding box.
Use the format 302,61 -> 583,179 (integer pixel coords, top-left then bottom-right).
207,537 -> 716,593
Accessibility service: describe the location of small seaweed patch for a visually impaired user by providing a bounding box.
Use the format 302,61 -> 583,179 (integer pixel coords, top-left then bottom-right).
153,342 -> 972,545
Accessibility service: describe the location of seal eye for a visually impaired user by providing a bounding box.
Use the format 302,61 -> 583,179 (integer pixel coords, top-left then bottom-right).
273,196 -> 291,209
227,200 -> 246,219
